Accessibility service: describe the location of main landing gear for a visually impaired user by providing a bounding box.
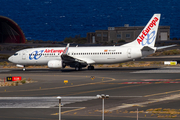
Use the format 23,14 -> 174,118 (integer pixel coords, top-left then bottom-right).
75,66 -> 82,71
75,64 -> 82,71
88,65 -> 94,70
74,64 -> 94,71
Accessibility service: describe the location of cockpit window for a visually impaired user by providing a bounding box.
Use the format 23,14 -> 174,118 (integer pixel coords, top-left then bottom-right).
14,53 -> 18,56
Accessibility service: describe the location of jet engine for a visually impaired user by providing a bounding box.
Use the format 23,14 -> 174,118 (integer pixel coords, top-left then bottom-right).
48,60 -> 63,68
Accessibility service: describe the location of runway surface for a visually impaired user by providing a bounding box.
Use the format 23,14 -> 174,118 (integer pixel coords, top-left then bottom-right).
0,67 -> 180,120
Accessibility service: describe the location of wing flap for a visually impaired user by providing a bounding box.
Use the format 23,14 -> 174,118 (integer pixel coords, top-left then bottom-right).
76,58 -> 95,64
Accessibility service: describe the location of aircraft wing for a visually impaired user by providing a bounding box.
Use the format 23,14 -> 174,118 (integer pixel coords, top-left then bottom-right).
61,44 -> 92,66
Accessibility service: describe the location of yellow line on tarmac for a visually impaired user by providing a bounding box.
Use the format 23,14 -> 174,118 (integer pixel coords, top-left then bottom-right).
144,89 -> 180,97
0,77 -> 116,93
65,84 -> 144,96
51,107 -> 86,115
18,84 -> 144,97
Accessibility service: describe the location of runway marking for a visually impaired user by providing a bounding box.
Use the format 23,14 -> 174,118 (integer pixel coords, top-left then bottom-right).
64,84 -> 145,96
144,89 -> 180,97
110,96 -> 143,98
0,76 -> 116,93
105,94 -> 180,112
7,83 -> 147,97
23,80 -> 180,97
0,74 -> 97,80
51,107 -> 86,115
142,79 -> 172,81
97,82 -> 152,84
0,70 -> 11,73
97,80 -> 180,85
0,96 -> 96,108
0,116 -> 53,120
132,69 -> 180,73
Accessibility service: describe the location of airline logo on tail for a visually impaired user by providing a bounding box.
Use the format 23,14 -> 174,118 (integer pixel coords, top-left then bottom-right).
137,17 -> 159,45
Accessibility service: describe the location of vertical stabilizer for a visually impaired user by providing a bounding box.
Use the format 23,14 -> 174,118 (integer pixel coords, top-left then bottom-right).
122,14 -> 161,48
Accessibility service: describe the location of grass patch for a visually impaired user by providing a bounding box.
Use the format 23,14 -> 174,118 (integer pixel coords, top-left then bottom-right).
21,80 -> 26,84
150,49 -> 180,56
0,61 -> 9,66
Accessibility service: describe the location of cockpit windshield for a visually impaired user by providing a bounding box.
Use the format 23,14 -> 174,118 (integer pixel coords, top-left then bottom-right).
14,53 -> 18,56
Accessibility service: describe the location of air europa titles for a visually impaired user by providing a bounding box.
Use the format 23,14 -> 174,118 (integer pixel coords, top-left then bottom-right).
44,49 -> 64,53
137,17 -> 159,44
29,49 -> 64,60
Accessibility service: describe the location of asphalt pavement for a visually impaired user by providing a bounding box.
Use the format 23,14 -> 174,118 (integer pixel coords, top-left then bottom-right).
0,67 -> 180,120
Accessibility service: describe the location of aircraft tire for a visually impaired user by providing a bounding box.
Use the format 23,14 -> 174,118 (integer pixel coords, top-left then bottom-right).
75,66 -> 79,71
88,66 -> 94,70
75,66 -> 82,71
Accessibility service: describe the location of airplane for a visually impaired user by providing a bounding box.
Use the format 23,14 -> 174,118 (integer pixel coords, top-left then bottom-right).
8,14 -> 175,71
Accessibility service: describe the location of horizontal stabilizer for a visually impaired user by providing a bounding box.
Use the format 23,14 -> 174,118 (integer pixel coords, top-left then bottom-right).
156,44 -> 176,50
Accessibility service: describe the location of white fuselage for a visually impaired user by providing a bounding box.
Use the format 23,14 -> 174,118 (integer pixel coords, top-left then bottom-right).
8,46 -> 143,66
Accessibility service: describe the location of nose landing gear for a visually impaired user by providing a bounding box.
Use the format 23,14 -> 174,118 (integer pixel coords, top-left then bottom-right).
22,65 -> 26,71
23,68 -> 26,71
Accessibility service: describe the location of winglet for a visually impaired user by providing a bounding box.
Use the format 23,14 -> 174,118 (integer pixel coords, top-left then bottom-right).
63,43 -> 70,55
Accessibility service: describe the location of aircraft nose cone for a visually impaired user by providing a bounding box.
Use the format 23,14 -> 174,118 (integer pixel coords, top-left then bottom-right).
8,56 -> 13,62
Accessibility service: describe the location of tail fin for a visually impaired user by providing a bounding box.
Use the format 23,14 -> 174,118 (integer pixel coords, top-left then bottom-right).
122,14 -> 161,48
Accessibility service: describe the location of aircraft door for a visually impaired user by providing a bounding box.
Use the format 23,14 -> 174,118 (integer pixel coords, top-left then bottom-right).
22,51 -> 26,60
127,48 -> 131,58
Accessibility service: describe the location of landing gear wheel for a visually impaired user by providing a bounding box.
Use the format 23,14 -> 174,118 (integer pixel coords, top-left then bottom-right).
62,62 -> 66,68
23,68 -> 26,71
88,66 -> 94,70
75,64 -> 82,71
75,66 -> 79,71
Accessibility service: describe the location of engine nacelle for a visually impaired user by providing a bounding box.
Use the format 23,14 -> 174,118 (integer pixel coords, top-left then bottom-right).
48,60 -> 63,68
